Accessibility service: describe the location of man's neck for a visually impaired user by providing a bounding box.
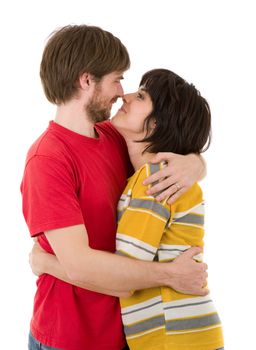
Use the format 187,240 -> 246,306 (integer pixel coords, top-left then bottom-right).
55,100 -> 97,138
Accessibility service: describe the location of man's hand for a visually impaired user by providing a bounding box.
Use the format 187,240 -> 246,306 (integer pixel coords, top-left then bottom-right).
29,241 -> 47,276
165,247 -> 209,296
143,152 -> 206,204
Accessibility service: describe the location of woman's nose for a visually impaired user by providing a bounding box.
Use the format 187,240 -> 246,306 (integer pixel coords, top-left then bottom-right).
122,93 -> 134,103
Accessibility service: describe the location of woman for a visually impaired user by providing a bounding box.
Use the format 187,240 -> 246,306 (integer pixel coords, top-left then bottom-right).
113,69 -> 224,350
30,68 -> 224,349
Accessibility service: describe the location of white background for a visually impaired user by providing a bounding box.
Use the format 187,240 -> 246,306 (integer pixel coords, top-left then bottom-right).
0,0 -> 255,348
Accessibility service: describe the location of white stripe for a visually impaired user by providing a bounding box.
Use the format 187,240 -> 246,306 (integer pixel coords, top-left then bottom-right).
116,233 -> 157,260
126,325 -> 165,339
158,251 -> 203,262
122,297 -> 164,326
126,323 -> 222,339
117,191 -> 132,211
172,202 -> 205,219
117,247 -> 153,260
164,295 -> 211,309
122,296 -> 162,314
160,244 -> 190,251
158,244 -> 203,261
122,301 -> 164,325
126,207 -> 167,223
166,324 -> 221,335
169,222 -> 204,229
121,296 -> 164,326
164,301 -> 217,320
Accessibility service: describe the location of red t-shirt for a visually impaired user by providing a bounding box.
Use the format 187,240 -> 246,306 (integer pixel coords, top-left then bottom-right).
21,120 -> 132,350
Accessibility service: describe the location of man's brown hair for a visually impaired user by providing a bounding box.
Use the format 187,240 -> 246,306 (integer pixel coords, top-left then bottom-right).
40,25 -> 130,104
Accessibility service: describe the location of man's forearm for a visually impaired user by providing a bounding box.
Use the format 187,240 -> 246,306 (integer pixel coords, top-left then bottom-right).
67,248 -> 167,292
45,226 -> 208,296
43,253 -> 132,297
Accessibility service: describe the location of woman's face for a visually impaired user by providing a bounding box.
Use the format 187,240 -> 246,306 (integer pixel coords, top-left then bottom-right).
112,87 -> 153,137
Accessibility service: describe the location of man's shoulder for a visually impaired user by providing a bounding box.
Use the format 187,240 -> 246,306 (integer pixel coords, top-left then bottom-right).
26,128 -> 68,164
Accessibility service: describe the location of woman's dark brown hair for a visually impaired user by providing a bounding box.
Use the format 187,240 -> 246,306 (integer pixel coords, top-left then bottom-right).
40,25 -> 130,105
139,69 -> 211,155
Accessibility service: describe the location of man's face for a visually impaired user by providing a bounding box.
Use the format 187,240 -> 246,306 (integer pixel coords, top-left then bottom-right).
86,71 -> 124,123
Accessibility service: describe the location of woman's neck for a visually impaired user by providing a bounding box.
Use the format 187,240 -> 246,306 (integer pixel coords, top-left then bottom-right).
111,120 -> 156,170
125,138 -> 156,171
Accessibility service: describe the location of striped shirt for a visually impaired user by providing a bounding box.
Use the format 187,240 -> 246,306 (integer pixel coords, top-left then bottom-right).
116,163 -> 224,350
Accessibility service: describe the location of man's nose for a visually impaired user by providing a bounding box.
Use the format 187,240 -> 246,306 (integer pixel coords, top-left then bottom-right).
122,94 -> 128,103
117,84 -> 124,97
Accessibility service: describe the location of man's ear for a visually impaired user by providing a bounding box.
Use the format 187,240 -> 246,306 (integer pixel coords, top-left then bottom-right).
79,73 -> 94,90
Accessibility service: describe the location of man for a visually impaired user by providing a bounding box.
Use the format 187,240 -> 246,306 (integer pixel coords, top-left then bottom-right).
21,25 -> 207,350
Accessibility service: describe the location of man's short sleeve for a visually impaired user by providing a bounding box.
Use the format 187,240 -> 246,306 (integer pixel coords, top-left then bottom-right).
21,155 -> 84,236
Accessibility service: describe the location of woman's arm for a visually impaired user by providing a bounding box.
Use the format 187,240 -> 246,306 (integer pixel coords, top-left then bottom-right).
29,242 -> 131,298
144,153 -> 206,204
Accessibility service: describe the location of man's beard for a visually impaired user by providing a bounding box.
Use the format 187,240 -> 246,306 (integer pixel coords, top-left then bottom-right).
86,85 -> 117,123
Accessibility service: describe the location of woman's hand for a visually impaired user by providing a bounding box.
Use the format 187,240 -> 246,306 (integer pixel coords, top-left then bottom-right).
29,241 -> 48,276
143,152 -> 206,204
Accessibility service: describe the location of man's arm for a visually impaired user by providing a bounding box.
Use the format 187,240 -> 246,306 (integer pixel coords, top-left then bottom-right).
30,242 -> 131,298
44,224 -> 208,295
144,153 -> 206,204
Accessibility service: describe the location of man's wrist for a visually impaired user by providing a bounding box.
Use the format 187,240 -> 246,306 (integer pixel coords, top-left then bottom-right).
152,261 -> 175,288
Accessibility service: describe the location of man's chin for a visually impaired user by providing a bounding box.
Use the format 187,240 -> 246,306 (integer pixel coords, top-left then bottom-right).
94,113 -> 111,123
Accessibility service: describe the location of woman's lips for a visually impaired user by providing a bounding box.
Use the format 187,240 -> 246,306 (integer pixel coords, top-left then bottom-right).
119,105 -> 127,113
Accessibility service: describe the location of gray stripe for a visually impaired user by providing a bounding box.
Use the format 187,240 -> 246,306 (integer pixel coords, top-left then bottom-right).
117,210 -> 124,222
124,315 -> 165,336
122,300 -> 162,316
149,163 -> 161,176
149,163 -> 166,198
166,313 -> 221,331
158,248 -> 186,252
164,299 -> 212,311
116,237 -> 155,256
173,213 -> 204,226
129,199 -> 170,221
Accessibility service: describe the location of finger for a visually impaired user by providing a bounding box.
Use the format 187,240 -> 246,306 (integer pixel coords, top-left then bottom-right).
204,263 -> 208,271
203,271 -> 208,279
190,287 -> 209,296
147,177 -> 176,196
166,187 -> 187,204
150,152 -> 175,164
181,246 -> 202,259
143,169 -> 170,186
178,287 -> 208,296
155,184 -> 184,202
200,287 -> 209,296
33,237 -> 38,242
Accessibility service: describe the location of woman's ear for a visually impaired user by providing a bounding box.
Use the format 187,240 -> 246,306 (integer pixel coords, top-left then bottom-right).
151,118 -> 157,129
